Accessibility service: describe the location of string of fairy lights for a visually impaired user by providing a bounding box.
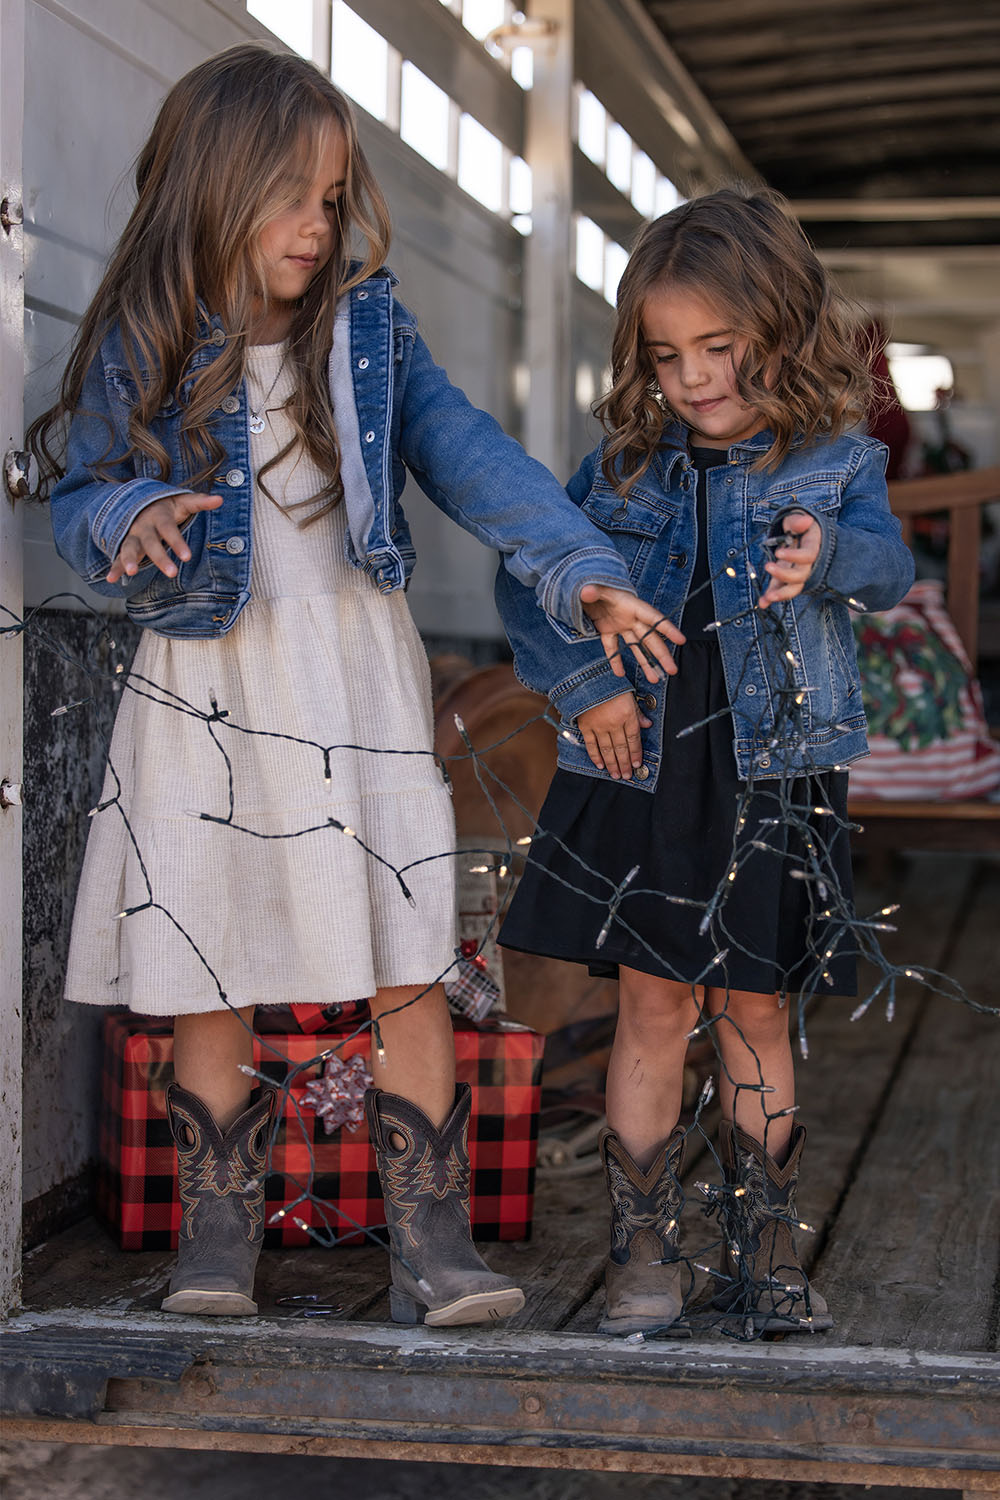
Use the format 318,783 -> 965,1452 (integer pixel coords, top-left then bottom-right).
4,540 -> 994,1339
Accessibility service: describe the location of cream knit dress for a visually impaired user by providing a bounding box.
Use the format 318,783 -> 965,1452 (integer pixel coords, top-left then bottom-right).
64,342 -> 458,1014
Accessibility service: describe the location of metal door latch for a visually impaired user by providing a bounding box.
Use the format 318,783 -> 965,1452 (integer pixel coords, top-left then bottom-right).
4,449 -> 37,501
1,780 -> 23,810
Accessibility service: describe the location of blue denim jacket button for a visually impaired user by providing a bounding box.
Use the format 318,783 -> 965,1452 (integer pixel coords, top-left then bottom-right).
220,395 -> 240,414
744,684 -> 757,695
224,468 -> 244,487
224,536 -> 245,554
358,357 -> 369,370
364,431 -> 375,443
633,764 -> 650,781
357,290 -> 368,300
210,328 -> 226,346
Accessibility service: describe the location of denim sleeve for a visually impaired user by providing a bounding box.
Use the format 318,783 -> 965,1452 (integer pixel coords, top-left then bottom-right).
494,452 -> 631,723
770,441 -> 915,612
50,349 -> 194,599
396,330 -> 633,632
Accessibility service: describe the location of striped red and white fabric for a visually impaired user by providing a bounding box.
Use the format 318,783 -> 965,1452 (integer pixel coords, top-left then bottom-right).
850,579 -> 1000,801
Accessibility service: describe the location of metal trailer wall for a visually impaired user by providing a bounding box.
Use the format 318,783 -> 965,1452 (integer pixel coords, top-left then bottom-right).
19,0 -> 525,1234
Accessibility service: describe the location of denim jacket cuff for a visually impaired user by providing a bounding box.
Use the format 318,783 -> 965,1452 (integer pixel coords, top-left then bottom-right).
549,658 -> 630,723
538,546 -> 635,636
92,480 -> 194,561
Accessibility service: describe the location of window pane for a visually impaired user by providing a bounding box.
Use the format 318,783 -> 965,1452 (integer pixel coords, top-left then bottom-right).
655,174 -> 683,216
400,61 -> 452,172
575,216 -> 605,293
575,362 -> 597,413
248,0 -> 312,58
604,241 -> 629,305
606,123 -> 632,195
886,352 -> 954,411
462,0 -> 505,40
576,88 -> 606,167
511,46 -> 534,90
631,150 -> 657,217
509,156 -> 532,216
458,115 -> 504,212
331,3 -> 389,122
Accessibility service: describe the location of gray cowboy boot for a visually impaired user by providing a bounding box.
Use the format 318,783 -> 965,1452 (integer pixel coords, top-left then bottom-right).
712,1120 -> 832,1332
364,1083 -> 525,1327
599,1126 -> 690,1337
161,1081 -> 276,1316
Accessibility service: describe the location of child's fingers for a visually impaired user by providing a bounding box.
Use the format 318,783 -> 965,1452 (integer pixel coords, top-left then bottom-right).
176,491 -> 225,522
626,637 -> 678,683
582,722 -> 639,779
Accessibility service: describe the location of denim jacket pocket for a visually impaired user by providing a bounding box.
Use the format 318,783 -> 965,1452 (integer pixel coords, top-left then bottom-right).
751,477 -> 840,523
580,485 -> 676,576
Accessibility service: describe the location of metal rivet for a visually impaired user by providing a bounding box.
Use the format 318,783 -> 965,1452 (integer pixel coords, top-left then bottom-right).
357,290 -> 368,300
364,431 -> 375,443
358,357 -> 369,369
744,684 -> 757,695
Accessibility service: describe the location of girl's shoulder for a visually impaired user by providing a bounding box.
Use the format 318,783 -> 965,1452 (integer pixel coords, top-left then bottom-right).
778,429 -> 889,482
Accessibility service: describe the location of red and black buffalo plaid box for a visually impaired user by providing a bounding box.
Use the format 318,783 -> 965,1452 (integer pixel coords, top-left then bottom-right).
97,1011 -> 544,1249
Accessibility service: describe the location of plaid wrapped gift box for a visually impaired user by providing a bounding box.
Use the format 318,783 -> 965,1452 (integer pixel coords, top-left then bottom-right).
98,1012 -> 544,1250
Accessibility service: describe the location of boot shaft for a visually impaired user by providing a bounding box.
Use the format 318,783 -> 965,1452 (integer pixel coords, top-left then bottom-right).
601,1127 -> 685,1265
364,1083 -> 523,1326
167,1082 -> 275,1246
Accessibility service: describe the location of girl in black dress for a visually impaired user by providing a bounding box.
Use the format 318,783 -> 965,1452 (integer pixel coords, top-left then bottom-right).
496,189 -> 913,1337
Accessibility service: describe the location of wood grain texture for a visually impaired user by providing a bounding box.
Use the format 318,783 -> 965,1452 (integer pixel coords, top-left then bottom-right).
813,861 -> 1000,1351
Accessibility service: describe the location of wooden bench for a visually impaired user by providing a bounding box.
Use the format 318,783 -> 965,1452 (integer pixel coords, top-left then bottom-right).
848,465 -> 1000,855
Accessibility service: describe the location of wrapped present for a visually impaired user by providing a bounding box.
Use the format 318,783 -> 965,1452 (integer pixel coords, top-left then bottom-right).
98,1011 -> 544,1250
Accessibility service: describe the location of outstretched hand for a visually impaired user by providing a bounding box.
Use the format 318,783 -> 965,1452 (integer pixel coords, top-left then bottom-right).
580,584 -> 685,683
758,509 -> 822,609
106,491 -> 225,584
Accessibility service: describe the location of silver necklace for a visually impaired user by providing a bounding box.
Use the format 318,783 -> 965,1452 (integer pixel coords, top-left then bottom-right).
247,353 -> 287,434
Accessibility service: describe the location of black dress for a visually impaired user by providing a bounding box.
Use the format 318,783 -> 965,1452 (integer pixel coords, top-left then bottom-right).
499,446 -> 857,998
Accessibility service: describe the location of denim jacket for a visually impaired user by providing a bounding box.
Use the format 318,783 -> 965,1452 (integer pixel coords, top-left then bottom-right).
495,422 -> 914,787
50,266 -> 633,637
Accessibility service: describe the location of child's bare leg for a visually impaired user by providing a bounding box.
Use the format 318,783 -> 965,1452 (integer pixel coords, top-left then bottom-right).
173,1006 -> 255,1131
706,987 -> 794,1164
607,968 -> 701,1169
368,982 -> 456,1128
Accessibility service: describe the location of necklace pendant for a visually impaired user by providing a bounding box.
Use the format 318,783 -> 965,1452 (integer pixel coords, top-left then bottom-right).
248,413 -> 267,434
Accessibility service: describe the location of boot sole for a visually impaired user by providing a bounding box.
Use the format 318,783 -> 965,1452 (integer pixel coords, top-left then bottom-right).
161,1289 -> 258,1316
396,1287 -> 525,1327
598,1314 -> 691,1339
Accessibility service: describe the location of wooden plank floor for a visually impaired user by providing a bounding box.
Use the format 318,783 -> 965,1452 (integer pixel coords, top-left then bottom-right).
6,854 -> 1000,1485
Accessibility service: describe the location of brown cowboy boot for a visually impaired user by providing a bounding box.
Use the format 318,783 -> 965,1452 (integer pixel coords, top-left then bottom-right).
161,1082 -> 276,1316
364,1083 -> 525,1327
712,1120 -> 832,1332
599,1126 -> 690,1337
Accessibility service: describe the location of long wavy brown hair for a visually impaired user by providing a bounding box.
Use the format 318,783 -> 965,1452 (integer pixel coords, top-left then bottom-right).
595,186 -> 872,495
28,43 -> 392,523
